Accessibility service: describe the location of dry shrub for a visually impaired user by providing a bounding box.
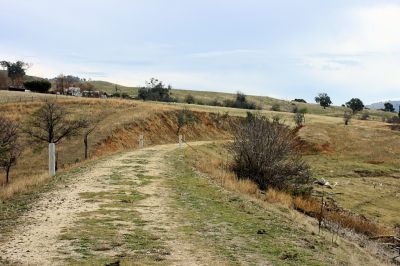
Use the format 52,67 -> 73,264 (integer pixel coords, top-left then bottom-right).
229,114 -> 312,195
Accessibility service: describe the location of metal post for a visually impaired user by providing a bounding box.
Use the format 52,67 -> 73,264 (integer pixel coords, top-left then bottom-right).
49,143 -> 56,177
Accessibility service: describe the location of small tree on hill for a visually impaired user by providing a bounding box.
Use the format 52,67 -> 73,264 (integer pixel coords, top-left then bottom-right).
24,80 -> 52,93
346,98 -> 364,114
315,93 -> 332,109
0,61 -> 29,87
0,117 -> 21,183
384,102 -> 395,112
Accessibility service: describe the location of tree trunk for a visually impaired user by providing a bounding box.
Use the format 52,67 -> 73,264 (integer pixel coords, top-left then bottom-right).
84,134 -> 88,159
6,166 -> 10,184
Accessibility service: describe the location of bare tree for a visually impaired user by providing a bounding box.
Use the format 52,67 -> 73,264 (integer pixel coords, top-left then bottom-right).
81,116 -> 103,159
0,117 -> 20,183
23,101 -> 86,144
229,114 -> 312,194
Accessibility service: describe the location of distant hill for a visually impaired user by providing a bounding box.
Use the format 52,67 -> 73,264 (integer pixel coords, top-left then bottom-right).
367,100 -> 400,111
1,70 -> 396,120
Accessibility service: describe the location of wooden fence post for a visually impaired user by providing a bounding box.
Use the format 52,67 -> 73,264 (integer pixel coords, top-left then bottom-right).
178,134 -> 183,148
139,134 -> 144,149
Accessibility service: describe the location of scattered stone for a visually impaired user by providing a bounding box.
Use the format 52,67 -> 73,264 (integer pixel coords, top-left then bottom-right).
257,229 -> 267,235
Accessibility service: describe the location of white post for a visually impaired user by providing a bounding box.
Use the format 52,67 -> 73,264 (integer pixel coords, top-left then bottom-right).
178,134 -> 183,148
49,143 -> 56,177
139,134 -> 144,149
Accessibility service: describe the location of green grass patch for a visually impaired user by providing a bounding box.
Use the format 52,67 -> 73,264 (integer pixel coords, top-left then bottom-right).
168,151 -> 334,266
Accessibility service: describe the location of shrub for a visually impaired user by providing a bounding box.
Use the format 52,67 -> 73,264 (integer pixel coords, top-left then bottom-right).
293,99 -> 307,103
294,112 -> 305,127
291,104 -> 299,113
229,114 -> 312,195
386,116 -> 400,124
184,94 -> 195,104
360,113 -> 369,120
271,104 -> 280,111
138,78 -> 175,102
176,108 -> 198,135
23,80 -> 51,93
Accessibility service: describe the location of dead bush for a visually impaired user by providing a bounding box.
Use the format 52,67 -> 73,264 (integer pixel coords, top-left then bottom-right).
229,114 -> 312,195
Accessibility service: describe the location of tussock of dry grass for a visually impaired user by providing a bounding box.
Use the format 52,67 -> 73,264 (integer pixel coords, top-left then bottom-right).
265,188 -> 293,207
0,172 -> 49,200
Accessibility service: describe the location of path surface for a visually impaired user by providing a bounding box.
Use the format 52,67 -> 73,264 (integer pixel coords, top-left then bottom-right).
0,141 -> 221,265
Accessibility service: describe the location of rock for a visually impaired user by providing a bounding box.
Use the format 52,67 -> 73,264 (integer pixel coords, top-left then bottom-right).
257,229 -> 267,235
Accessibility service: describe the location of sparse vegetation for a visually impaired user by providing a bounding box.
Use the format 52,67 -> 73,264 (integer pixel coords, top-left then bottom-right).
176,108 -> 198,135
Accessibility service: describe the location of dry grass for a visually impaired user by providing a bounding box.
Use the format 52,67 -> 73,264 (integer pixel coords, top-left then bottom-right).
0,172 -> 49,199
292,195 -> 393,237
186,143 -> 395,238
265,188 -> 293,207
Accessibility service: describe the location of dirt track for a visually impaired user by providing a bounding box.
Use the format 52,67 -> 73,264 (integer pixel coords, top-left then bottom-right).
0,141 -> 220,265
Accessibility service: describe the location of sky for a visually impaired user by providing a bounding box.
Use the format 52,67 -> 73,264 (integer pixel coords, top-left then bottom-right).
1,0 -> 400,104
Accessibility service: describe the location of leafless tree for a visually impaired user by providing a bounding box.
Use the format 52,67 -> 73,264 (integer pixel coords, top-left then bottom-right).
81,116 -> 104,159
0,117 -> 21,183
23,101 -> 86,144
229,114 -> 312,194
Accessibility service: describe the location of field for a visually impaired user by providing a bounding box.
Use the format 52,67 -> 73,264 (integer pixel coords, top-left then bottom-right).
0,90 -> 399,264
